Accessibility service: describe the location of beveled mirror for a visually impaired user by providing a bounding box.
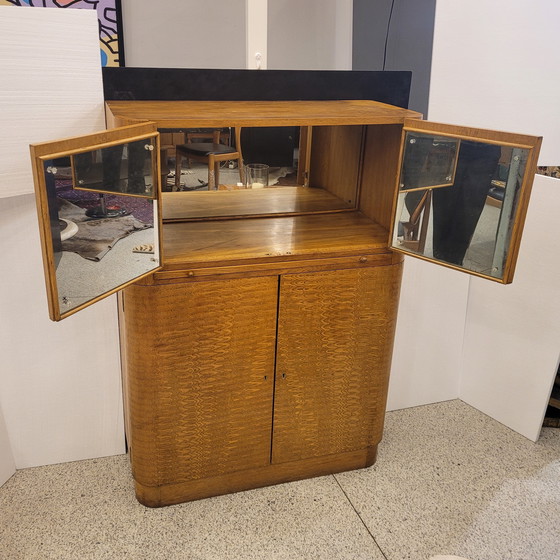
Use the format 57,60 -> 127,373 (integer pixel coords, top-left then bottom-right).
391,120 -> 542,283
30,123 -> 162,320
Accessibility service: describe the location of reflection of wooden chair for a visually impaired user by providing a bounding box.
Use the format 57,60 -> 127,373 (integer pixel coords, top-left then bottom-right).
402,189 -> 432,252
175,128 -> 243,190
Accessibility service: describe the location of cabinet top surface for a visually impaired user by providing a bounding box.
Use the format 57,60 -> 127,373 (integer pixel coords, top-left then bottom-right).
106,99 -> 422,128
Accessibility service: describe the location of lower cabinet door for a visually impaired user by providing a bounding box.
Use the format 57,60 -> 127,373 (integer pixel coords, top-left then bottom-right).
272,264 -> 403,464
124,276 -> 278,488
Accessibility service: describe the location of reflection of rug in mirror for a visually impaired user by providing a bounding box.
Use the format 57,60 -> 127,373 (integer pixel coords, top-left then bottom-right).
58,199 -> 152,261
173,164 -> 293,190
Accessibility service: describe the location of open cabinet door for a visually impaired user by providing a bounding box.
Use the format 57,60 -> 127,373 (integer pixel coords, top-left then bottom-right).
30,122 -> 162,321
391,119 -> 542,283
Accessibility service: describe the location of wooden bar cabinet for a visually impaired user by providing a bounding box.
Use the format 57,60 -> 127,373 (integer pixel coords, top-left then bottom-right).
30,99 -> 541,506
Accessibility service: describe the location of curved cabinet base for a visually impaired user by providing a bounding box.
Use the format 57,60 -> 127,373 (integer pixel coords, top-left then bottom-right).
135,445 -> 378,508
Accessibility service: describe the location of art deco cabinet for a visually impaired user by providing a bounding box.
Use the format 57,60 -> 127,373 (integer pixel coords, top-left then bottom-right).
30,99 -> 541,506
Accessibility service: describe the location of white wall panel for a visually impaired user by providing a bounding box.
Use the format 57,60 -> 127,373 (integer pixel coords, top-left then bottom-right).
429,1 -> 560,165
268,0 -> 352,70
387,257 -> 468,411
120,0 -> 246,69
0,194 -> 125,468
0,403 -> 15,487
430,1 -> 560,438
0,8 -> 125,468
460,175 -> 560,441
0,7 -> 106,199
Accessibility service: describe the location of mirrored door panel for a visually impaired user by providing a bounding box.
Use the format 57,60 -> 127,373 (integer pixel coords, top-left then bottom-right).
31,123 -> 162,321
391,121 -> 542,283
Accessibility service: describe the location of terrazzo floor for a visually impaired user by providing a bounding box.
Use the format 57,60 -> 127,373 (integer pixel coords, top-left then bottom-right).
1,400 -> 559,560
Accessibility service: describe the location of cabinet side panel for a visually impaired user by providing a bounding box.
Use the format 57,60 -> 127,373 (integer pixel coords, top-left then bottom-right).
273,263 -> 403,464
123,276 -> 278,487
359,124 -> 404,231
309,126 -> 363,207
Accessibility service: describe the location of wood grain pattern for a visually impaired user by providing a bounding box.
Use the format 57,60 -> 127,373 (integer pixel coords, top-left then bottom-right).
359,124 -> 405,231
135,446 -> 376,507
162,186 -> 353,221
161,212 -> 390,269
272,263 -> 403,464
106,100 -> 422,129
403,118 -> 541,148
151,253 -> 396,284
309,126 -> 364,207
124,276 -> 278,487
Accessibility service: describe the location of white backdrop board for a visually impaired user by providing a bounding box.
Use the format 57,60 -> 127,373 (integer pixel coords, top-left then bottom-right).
460,175 -> 560,441
429,0 -> 560,165
387,257 -> 469,411
0,7 -> 106,198
429,1 -> 560,439
0,8 -> 125,468
0,404 -> 15,487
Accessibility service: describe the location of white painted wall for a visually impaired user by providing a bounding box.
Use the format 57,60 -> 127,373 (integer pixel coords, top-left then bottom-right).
0,8 -> 125,468
267,0 -> 353,70
0,404 -> 15,487
387,258 -> 468,411
0,7 -> 107,199
120,0 -> 246,69
428,1 -> 560,165
460,175 -> 560,441
426,0 -> 560,440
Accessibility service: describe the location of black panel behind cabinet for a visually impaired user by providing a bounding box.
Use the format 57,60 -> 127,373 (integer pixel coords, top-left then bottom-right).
241,127 -> 298,167
102,68 -> 412,109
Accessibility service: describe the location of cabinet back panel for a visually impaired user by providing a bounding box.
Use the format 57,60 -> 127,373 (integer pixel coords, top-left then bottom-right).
359,124 -> 404,231
124,276 -> 278,486
272,264 -> 403,464
309,126 -> 364,208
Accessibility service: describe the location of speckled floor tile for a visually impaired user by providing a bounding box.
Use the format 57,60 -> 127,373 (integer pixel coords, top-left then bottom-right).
0,455 -> 386,560
2,400 -> 559,560
335,399 -> 560,560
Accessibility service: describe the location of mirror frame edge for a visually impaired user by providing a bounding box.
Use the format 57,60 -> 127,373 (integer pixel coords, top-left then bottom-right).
30,122 -> 163,321
388,119 -> 543,285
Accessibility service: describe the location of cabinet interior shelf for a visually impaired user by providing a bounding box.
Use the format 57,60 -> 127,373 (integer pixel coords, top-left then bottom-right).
161,211 -> 389,271
162,186 -> 354,221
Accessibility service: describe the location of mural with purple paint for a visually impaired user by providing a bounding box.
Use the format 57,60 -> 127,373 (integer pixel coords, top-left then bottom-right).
0,0 -> 124,66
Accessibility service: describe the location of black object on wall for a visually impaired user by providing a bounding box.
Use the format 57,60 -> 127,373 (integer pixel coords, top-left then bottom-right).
101,68 -> 412,168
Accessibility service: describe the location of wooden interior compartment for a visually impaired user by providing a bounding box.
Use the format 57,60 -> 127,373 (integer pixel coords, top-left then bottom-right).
308,125 -> 364,208
162,124 -> 364,222
160,211 -> 391,271
358,124 -> 405,232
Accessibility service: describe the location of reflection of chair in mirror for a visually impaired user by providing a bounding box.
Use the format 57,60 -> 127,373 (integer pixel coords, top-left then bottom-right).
402,189 -> 432,253
175,128 -> 243,190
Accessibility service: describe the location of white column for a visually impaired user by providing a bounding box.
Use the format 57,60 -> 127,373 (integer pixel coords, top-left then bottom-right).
246,0 -> 268,69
